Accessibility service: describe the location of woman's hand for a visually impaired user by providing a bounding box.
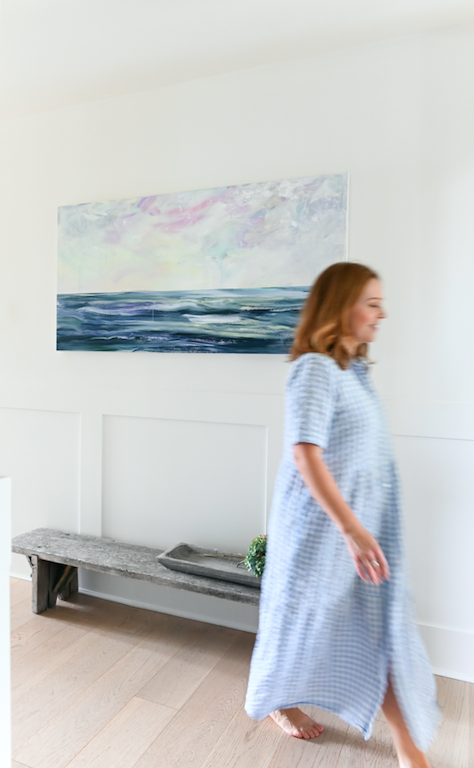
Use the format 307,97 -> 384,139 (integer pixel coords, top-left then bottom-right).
292,444 -> 390,585
343,526 -> 390,585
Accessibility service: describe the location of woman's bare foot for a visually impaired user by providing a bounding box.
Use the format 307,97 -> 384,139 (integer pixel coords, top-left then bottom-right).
269,708 -> 324,739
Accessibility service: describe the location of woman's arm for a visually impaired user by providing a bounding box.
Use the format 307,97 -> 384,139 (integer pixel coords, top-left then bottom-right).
293,442 -> 390,585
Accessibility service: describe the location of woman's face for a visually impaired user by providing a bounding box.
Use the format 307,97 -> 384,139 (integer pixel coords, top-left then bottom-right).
347,278 -> 386,344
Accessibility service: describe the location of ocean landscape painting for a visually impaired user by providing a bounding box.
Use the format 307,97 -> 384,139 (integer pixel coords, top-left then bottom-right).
57,174 -> 348,353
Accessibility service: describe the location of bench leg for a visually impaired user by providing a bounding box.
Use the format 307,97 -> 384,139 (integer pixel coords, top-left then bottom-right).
29,558 -> 78,613
30,556 -> 57,614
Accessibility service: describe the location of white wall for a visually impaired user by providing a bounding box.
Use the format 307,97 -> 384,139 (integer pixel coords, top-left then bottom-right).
0,478 -> 12,766
1,28 -> 474,673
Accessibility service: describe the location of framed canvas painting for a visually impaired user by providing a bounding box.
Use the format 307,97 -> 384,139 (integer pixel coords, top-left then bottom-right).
57,173 -> 348,353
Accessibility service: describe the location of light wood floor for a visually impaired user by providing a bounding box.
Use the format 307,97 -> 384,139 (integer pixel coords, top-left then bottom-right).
10,577 -> 473,768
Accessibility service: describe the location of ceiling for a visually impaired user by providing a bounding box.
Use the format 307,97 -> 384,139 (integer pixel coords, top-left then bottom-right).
2,0 -> 474,119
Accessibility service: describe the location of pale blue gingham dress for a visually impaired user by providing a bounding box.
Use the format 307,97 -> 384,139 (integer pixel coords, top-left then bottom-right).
245,353 -> 440,750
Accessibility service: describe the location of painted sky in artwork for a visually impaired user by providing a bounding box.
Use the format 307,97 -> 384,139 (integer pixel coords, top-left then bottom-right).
57,174 -> 348,294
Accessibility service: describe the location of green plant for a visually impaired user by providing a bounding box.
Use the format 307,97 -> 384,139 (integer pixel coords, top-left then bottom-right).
244,535 -> 267,578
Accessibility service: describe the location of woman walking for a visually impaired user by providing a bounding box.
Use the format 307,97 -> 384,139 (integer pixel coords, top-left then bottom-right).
245,263 -> 439,768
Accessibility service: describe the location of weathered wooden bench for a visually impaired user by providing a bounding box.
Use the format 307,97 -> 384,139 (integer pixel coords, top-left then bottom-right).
11,528 -> 260,614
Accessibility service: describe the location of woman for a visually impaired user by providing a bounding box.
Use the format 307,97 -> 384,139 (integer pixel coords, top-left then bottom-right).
245,263 -> 439,768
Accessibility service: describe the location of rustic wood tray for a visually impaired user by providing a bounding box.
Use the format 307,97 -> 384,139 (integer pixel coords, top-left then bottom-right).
157,542 -> 261,589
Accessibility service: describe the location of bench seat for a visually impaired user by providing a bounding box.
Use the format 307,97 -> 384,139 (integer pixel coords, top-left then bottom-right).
12,528 -> 260,614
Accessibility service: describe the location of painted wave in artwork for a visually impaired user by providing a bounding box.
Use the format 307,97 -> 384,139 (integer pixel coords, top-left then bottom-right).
57,287 -> 310,354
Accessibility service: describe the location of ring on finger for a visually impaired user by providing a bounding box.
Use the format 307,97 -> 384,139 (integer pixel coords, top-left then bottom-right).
369,559 -> 380,568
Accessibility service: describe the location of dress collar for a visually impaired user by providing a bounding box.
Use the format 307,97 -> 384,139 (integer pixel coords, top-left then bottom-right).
351,356 -> 370,372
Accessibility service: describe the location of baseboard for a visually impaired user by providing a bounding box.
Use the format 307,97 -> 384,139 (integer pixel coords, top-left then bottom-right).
77,568 -> 260,633
418,622 -> 474,683
78,586 -> 258,633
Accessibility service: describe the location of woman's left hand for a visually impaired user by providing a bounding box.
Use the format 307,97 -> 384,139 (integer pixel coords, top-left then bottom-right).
293,443 -> 391,585
342,524 -> 390,585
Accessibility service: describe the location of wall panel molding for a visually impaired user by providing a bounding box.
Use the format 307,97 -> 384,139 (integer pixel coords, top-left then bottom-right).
0,383 -> 285,525
102,415 -> 268,551
4,384 -> 474,678
0,407 -> 81,579
385,399 -> 474,441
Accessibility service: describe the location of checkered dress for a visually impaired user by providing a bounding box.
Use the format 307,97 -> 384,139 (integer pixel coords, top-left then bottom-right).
245,353 -> 440,750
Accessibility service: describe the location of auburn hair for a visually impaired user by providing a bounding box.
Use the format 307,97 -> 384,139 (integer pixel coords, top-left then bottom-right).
290,262 -> 380,369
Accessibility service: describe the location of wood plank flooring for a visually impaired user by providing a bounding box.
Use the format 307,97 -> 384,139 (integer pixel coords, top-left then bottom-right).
10,577 -> 472,768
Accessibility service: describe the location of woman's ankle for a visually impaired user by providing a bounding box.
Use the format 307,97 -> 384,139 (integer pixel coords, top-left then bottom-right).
394,745 -> 431,768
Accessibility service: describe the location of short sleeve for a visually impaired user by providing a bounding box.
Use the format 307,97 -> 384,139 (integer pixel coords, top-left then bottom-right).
286,354 -> 338,449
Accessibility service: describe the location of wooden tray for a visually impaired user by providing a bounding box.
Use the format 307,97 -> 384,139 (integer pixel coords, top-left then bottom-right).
157,542 -> 261,589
